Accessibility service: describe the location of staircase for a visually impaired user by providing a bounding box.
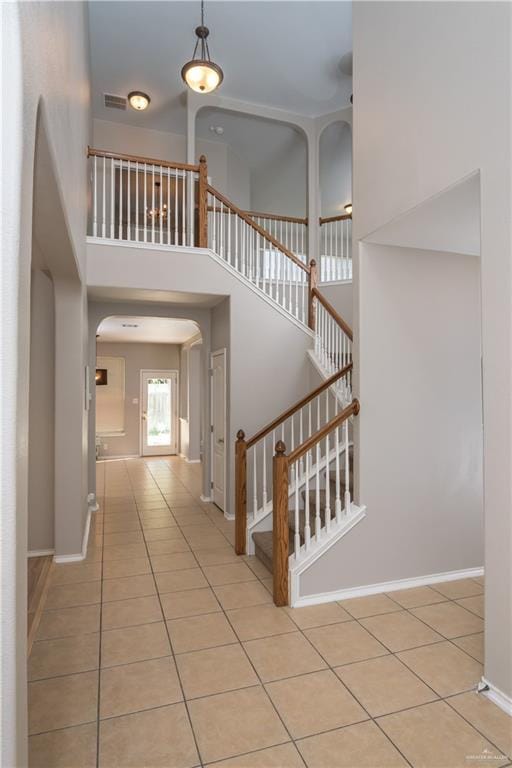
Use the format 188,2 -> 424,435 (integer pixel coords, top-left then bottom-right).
87,147 -> 363,607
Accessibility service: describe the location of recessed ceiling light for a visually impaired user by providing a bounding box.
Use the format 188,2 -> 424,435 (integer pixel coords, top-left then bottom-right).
128,91 -> 150,111
122,323 -> 139,328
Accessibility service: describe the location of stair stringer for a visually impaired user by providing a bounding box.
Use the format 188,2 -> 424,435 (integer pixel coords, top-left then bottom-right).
288,505 -> 367,606
307,349 -> 352,408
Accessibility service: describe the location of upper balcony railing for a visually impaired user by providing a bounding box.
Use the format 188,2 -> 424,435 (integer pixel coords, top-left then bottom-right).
88,147 -> 352,283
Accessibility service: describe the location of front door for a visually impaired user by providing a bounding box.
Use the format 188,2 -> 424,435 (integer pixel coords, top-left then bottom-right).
211,350 -> 226,511
141,370 -> 178,456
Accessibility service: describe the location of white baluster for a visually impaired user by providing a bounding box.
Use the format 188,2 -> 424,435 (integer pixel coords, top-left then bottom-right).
181,169 -> 186,245
127,160 -> 131,240
252,446 -> 257,518
167,167 -> 171,245
119,159 -> 123,240
102,156 -> 106,238
335,425 -> 342,521
174,168 -> 178,245
262,436 -> 267,510
110,157 -> 114,238
304,451 -> 311,549
93,155 -> 97,237
344,420 -> 351,515
325,393 -> 331,533
294,457 -> 301,560
135,161 -> 139,242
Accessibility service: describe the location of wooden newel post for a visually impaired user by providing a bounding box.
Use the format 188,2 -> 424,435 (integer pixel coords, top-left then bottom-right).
272,440 -> 289,606
308,259 -> 318,332
198,154 -> 208,248
235,430 -> 247,555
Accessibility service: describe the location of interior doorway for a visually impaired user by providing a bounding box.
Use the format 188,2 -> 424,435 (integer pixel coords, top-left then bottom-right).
211,349 -> 227,511
140,369 -> 178,456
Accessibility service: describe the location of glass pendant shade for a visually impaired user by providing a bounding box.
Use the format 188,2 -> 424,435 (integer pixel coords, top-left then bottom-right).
182,3 -> 223,94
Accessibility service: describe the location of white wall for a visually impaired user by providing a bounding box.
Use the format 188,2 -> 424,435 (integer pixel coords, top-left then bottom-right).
250,136 -> 307,218
96,341 -> 181,458
302,246 -> 483,592
319,121 -> 352,217
353,0 -> 511,702
1,2 -> 91,763
318,282 -> 353,328
28,269 -> 55,553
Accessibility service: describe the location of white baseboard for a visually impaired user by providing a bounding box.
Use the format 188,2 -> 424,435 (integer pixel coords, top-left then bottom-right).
481,678 -> 512,717
200,494 -> 212,503
28,549 -> 55,558
186,458 -> 201,464
87,492 -> 100,513
292,565 -> 484,608
53,507 -> 92,564
96,453 -> 140,461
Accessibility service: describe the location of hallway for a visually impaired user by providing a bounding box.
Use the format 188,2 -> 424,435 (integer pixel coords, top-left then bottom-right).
28,458 -> 510,768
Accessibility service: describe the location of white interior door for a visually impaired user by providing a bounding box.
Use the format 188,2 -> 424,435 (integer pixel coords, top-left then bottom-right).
141,370 -> 178,456
211,350 -> 226,511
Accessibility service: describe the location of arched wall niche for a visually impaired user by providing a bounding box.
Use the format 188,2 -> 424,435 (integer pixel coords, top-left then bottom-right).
318,120 -> 352,218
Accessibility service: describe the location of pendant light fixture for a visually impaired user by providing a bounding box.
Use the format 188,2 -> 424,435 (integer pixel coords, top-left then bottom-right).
181,0 -> 224,94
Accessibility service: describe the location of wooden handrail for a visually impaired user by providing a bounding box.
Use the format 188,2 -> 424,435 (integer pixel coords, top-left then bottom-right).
287,399 -> 360,465
246,210 -> 308,226
319,213 -> 352,225
246,363 -> 353,449
207,184 -> 310,274
312,287 -> 353,341
87,146 -> 200,173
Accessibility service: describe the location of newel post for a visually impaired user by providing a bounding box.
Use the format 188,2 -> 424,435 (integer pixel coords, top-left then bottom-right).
273,440 -> 289,606
235,430 -> 247,555
198,154 -> 208,248
308,259 -> 318,331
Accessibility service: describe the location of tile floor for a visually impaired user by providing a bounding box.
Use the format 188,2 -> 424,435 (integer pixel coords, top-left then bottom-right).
28,457 -> 511,768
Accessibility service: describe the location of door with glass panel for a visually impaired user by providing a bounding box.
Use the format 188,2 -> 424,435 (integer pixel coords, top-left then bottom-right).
141,370 -> 178,456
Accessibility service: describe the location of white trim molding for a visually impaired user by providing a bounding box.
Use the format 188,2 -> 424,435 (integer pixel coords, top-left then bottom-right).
87,492 -> 99,512
481,678 -> 512,717
27,549 -> 55,558
53,507 -> 92,564
292,565 -> 484,608
200,494 -> 212,503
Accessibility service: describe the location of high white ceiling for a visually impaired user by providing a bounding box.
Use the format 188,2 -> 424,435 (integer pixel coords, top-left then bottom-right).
97,315 -> 200,344
88,1 -> 352,134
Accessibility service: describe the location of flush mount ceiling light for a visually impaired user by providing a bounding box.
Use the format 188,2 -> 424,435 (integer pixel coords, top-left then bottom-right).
128,91 -> 151,111
181,0 -> 224,94
344,203 -> 353,215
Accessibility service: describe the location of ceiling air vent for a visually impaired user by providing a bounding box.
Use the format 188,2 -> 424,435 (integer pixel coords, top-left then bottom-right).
104,94 -> 127,110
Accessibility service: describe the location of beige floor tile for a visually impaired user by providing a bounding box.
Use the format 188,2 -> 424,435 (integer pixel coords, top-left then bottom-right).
227,604 -> 297,641
99,702 -> 198,768
83,547 -> 103,563
432,577 -> 484,599
204,742 -> 304,768
188,686 -> 288,764
101,621 -> 170,667
160,587 -> 221,619
339,593 -> 402,619
150,551 -> 198,572
101,595 -> 163,630
266,669 -> 367,738
335,653 -> 438,717
100,656 -> 182,719
142,517 -> 178,530
29,633 -> 100,680
194,548 -> 241,566
214,581 -> 273,610
456,594 -> 485,618
244,631 -> 327,682
261,577 -> 273,594
45,581 -> 101,610
189,534 -> 232,551
147,539 -> 191,556
412,601 -> 484,638
102,574 -> 156,603
449,691 -> 512,758
102,543 -> 148,561
102,557 -> 151,579
51,562 -> 102,586
103,519 -> 141,534
167,612 -> 237,653
242,556 -> 271,579
305,621 -> 388,667
102,531 -> 144,547
155,567 -> 208,594
145,527 -> 188,543
386,585 -> 448,608
29,723 -> 97,768
203,562 -> 257,586
285,602 -> 352,629
177,643 -> 258,699
452,632 -> 484,663
29,671 -> 98,734
360,609 -> 444,651
397,640 -> 483,696
378,700 -> 508,768
36,604 -> 101,640
296,720 -> 408,768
